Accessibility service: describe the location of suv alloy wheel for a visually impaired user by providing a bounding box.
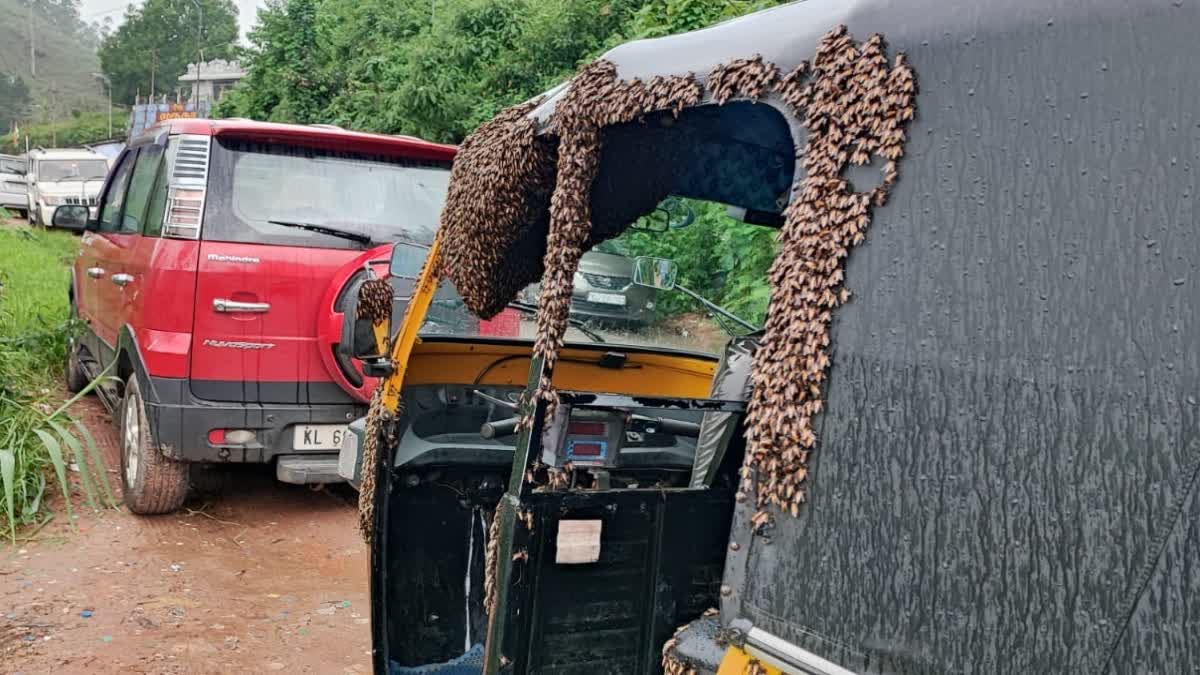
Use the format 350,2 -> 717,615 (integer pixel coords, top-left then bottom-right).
119,375 -> 189,514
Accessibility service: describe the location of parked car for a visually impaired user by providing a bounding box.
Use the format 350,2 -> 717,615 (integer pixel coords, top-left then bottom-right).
0,153 -> 29,218
570,249 -> 658,326
56,118 -> 460,514
26,148 -> 110,228
517,249 -> 659,328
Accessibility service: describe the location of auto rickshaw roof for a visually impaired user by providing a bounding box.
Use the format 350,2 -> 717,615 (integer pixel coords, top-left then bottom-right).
437,2 -> 864,321
522,1 -> 825,131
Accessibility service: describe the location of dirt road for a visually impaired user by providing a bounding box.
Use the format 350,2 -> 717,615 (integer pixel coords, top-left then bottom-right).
1,395 -> 371,674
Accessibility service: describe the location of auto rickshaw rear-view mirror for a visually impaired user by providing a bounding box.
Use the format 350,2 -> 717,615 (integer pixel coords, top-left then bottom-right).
390,240 -> 429,279
632,256 -> 678,291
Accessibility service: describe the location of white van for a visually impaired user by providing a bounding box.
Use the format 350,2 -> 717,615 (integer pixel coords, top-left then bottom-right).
26,148 -> 110,228
0,154 -> 28,218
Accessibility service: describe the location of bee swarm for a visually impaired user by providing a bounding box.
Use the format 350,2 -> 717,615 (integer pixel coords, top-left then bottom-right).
440,25 -> 915,629
743,26 -> 916,525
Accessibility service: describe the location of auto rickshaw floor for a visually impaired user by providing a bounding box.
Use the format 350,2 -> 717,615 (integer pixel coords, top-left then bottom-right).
1,394 -> 372,674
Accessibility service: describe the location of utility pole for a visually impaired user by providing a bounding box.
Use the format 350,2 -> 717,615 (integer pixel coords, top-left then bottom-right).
189,0 -> 203,107
49,81 -> 57,147
149,49 -> 157,101
28,0 -> 36,78
93,73 -> 112,138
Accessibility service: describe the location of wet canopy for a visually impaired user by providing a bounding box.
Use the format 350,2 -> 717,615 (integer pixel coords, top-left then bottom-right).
437,0 -> 1200,673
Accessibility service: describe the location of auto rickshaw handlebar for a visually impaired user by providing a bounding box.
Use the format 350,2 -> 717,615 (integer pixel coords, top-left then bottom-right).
479,412 -> 703,442
480,416 -> 522,440
635,415 -> 702,438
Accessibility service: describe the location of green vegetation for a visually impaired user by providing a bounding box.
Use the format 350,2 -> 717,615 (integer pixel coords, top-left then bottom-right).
0,0 -> 106,117
0,110 -> 129,154
0,223 -> 117,542
221,0 -> 785,324
100,0 -> 240,104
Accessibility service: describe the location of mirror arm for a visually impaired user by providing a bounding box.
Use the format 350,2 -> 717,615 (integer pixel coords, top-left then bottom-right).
673,283 -> 759,332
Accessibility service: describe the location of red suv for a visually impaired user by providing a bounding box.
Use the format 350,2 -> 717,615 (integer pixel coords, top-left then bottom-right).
66,119 -> 465,514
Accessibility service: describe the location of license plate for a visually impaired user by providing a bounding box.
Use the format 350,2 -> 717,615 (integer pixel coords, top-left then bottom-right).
587,291 -> 626,306
294,424 -> 348,450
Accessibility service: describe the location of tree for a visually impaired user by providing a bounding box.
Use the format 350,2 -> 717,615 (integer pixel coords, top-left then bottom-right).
220,0 -> 652,142
99,0 -> 239,104
215,0 -> 336,124
0,74 -> 32,131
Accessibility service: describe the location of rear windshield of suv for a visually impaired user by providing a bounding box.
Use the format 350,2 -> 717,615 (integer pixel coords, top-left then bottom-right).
205,138 -> 451,249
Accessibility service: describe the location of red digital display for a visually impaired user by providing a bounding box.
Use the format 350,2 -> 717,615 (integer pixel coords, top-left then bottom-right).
570,442 -> 604,457
568,421 -> 607,436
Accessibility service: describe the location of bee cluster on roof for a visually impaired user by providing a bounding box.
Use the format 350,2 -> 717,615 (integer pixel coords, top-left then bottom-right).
743,26 -> 916,525
439,100 -> 558,319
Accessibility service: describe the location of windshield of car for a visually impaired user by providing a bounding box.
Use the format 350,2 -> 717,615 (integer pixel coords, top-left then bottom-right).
205,138 -> 451,249
37,159 -> 108,182
0,157 -> 23,174
416,249 -> 761,358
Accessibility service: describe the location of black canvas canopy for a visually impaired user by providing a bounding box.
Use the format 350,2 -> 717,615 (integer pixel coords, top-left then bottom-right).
712,1 -> 1200,674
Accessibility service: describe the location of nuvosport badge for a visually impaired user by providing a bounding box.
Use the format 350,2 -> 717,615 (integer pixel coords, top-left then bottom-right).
203,339 -> 275,350
207,253 -> 261,263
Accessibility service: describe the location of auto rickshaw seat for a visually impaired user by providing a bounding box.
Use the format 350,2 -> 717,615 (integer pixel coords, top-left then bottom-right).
690,330 -> 763,487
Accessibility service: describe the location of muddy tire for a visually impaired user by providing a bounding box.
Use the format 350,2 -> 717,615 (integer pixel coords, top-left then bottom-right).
65,339 -> 89,393
65,300 -> 89,393
120,375 -> 189,514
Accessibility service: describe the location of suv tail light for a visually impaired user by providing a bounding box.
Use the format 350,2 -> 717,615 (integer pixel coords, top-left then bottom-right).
163,187 -> 205,239
163,134 -> 211,240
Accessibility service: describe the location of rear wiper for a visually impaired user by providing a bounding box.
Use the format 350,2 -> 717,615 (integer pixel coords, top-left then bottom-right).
268,220 -> 373,246
508,300 -> 605,343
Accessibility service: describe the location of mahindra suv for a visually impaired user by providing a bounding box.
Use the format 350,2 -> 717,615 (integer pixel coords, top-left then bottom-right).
27,148 -> 110,227
58,119 -> 481,514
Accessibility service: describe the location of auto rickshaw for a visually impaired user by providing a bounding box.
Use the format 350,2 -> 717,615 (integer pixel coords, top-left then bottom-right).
340,0 -> 1200,673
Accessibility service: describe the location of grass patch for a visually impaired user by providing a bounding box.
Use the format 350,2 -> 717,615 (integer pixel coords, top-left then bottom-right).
0,222 -> 116,543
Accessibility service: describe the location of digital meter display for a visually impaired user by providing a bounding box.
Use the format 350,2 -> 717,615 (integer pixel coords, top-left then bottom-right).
549,410 -> 621,468
566,440 -> 608,463
568,421 -> 607,436
570,442 -> 604,457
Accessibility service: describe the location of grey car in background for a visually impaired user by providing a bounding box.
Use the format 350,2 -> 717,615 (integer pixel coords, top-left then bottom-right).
569,250 -> 658,326
0,154 -> 28,218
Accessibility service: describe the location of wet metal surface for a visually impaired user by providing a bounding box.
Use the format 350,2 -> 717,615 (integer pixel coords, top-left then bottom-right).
736,0 -> 1200,672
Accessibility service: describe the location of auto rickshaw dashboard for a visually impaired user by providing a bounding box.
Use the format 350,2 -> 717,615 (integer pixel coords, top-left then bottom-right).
397,384 -> 703,486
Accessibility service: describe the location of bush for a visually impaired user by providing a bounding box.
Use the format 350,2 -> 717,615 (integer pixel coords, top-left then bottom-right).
0,226 -> 117,542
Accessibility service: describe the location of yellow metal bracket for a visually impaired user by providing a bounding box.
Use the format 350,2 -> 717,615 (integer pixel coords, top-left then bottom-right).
718,647 -> 783,675
380,236 -> 442,413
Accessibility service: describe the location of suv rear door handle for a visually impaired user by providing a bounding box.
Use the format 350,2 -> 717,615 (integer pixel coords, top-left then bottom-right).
110,273 -> 134,287
86,267 -> 105,279
213,298 -> 270,313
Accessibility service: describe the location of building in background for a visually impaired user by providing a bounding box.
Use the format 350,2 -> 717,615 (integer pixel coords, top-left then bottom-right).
177,59 -> 246,104
125,59 -> 247,139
